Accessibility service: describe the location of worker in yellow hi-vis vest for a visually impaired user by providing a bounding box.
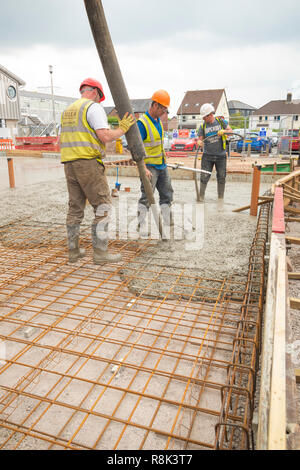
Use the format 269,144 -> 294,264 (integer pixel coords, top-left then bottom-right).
60,78 -> 134,264
136,90 -> 174,236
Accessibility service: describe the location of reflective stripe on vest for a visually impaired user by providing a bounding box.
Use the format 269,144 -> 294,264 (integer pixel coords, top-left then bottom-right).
138,114 -> 165,165
60,98 -> 105,163
202,118 -> 227,150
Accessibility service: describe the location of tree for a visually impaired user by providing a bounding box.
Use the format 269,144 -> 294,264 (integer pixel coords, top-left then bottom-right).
229,112 -> 249,130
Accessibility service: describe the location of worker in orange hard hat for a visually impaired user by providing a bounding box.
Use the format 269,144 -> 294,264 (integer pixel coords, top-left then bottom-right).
136,89 -> 174,236
60,78 -> 135,264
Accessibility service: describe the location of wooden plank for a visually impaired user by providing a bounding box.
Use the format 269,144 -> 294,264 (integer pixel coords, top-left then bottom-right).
290,298 -> 300,310
288,272 -> 300,280
285,217 -> 300,223
283,183 -> 300,197
283,191 -> 300,203
257,234 -> 284,450
295,369 -> 300,384
268,249 -> 286,450
250,166 -> 261,216
285,205 -> 300,215
286,236 -> 300,245
258,196 -> 274,201
275,169 -> 300,186
273,187 -> 285,233
233,199 -> 272,213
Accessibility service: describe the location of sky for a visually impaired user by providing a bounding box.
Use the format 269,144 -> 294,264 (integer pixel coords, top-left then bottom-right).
1,0 -> 300,117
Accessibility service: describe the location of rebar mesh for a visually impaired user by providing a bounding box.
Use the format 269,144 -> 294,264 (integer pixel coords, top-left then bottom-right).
0,215 -> 269,450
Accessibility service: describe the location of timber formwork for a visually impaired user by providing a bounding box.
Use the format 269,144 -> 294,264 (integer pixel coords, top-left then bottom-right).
0,213 -> 269,450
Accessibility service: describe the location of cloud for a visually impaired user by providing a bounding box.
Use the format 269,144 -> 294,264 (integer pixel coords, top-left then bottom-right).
1,0 -> 300,51
1,1 -> 300,118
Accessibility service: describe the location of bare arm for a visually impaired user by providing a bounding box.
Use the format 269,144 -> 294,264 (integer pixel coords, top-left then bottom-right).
95,112 -> 135,144
95,127 -> 124,144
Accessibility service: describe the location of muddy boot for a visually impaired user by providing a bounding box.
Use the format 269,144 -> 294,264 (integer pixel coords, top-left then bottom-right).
137,204 -> 150,237
66,225 -> 86,263
91,224 -> 122,264
217,182 -> 225,200
161,204 -> 174,226
199,183 -> 207,202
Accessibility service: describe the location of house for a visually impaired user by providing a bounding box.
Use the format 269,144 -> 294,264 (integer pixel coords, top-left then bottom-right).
105,98 -> 169,131
0,64 -> 25,140
250,93 -> 300,131
177,89 -> 229,130
168,116 -> 178,131
228,100 -> 256,117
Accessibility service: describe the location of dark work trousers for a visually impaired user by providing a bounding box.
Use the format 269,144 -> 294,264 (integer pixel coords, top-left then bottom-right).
200,154 -> 227,185
138,165 -> 174,208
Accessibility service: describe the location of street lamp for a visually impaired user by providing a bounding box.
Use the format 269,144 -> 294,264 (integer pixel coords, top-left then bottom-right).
49,65 -> 57,135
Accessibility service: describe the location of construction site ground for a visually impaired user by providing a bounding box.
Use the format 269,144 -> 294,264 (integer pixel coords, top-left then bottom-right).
0,153 -> 299,450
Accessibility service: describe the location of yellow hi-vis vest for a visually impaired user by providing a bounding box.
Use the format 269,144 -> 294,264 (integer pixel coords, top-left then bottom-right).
60,98 -> 105,164
138,114 -> 165,165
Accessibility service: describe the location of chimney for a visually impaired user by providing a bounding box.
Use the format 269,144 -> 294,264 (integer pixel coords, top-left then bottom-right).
286,92 -> 292,103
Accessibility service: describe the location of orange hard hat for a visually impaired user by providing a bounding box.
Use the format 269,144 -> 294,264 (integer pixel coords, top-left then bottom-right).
151,89 -> 170,108
79,78 -> 105,102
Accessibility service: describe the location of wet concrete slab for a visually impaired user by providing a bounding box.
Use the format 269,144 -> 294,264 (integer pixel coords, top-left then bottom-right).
0,157 -> 64,189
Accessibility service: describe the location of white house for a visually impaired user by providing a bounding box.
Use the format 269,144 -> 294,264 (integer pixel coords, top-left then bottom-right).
250,93 -> 300,133
177,89 -> 229,130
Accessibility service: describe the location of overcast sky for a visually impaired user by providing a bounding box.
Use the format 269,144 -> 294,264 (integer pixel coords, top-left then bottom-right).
1,0 -> 300,116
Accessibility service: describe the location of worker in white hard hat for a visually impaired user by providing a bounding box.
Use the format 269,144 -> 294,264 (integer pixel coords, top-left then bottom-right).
60,78 -> 135,264
197,103 -> 232,202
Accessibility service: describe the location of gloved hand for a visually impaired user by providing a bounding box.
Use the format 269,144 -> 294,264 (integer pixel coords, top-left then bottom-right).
119,112 -> 135,133
218,130 -> 225,136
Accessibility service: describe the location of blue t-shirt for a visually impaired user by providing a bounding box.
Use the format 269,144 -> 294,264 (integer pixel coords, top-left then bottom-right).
137,111 -> 166,170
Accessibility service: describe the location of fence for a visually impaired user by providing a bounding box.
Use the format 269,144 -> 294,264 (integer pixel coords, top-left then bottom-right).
15,136 -> 60,152
0,139 -> 14,150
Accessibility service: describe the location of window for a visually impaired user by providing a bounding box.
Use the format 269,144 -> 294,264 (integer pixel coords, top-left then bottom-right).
7,85 -> 17,100
192,116 -> 196,119
265,116 -> 268,121
259,116 -> 262,121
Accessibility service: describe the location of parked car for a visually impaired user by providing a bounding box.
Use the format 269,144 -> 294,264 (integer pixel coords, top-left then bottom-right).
170,137 -> 198,152
236,133 -> 271,153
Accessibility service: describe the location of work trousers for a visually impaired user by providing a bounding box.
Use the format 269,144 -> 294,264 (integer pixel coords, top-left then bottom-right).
138,165 -> 174,208
200,154 -> 227,185
64,159 -> 111,226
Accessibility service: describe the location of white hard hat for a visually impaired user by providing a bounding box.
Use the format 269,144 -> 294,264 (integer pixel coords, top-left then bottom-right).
200,103 -> 215,118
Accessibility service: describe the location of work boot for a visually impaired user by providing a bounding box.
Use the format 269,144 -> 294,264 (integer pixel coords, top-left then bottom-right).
199,183 -> 207,203
217,182 -> 225,200
137,204 -> 150,237
161,204 -> 174,226
91,224 -> 122,264
66,225 -> 86,263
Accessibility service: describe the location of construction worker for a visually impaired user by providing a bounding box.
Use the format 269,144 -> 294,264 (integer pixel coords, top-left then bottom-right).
137,89 -> 174,234
197,103 -> 232,202
60,77 -> 134,264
